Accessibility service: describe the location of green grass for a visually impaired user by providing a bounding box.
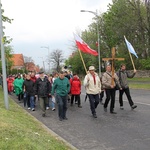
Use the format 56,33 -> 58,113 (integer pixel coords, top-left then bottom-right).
128,77 -> 150,90
128,77 -> 150,82
0,87 -> 72,150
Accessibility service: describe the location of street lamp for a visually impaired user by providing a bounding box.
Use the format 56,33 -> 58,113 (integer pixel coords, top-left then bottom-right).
39,57 -> 45,72
41,46 -> 50,73
80,10 -> 101,76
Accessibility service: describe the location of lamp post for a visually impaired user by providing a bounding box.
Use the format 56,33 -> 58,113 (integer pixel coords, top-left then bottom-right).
41,46 -> 50,73
39,57 -> 45,72
80,9 -> 101,76
0,0 -> 9,109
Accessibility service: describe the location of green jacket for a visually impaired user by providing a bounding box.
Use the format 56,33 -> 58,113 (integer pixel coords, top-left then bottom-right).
13,78 -> 24,95
51,77 -> 70,96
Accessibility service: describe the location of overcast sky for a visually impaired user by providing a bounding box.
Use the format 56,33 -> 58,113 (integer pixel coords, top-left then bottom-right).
2,0 -> 112,69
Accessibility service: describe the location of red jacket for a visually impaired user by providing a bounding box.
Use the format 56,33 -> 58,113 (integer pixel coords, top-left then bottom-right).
7,77 -> 14,92
70,77 -> 81,95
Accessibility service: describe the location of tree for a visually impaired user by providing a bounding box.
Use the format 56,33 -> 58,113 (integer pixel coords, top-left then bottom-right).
67,0 -> 150,72
50,49 -> 64,72
0,6 -> 13,73
99,0 -> 150,69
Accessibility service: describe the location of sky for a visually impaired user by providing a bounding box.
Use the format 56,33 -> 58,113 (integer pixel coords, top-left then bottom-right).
1,0 -> 112,69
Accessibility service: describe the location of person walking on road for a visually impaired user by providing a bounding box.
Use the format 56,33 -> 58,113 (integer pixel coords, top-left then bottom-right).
51,71 -> 70,121
102,65 -> 121,114
47,74 -> 56,111
34,71 -> 51,117
7,75 -> 14,94
117,64 -> 137,110
23,74 -> 35,111
83,66 -> 101,118
70,73 -> 82,108
13,74 -> 24,101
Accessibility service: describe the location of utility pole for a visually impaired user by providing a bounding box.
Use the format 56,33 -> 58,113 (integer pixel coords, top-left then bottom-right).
0,1 -> 9,109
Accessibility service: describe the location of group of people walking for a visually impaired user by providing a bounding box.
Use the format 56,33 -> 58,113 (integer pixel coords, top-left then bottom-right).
2,63 -> 137,121
84,64 -> 137,118
4,70 -> 82,121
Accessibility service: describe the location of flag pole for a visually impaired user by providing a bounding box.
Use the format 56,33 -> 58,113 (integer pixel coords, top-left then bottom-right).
124,36 -> 136,70
78,49 -> 88,74
128,50 -> 136,70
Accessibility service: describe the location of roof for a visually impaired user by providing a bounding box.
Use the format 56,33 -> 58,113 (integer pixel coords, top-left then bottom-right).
11,54 -> 24,67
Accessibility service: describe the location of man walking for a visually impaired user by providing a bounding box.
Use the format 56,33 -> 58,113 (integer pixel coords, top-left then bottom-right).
51,71 -> 70,121
117,64 -> 137,110
34,71 -> 51,117
23,74 -> 35,111
102,65 -> 121,114
83,66 -> 101,118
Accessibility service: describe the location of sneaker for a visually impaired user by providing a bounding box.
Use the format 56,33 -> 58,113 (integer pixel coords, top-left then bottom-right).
52,108 -> 55,111
46,107 -> 49,110
28,107 -> 31,110
75,101 -> 78,104
32,108 -> 35,111
131,105 -> 137,109
120,106 -> 124,110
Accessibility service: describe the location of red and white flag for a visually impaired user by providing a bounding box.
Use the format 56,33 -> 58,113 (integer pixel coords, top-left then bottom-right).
74,33 -> 98,56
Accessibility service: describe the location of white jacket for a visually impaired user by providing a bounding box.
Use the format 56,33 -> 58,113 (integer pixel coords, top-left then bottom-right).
83,72 -> 101,94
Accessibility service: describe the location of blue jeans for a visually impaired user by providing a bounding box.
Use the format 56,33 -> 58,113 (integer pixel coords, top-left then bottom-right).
55,94 -> 67,119
24,93 -> 35,109
48,97 -> 55,109
30,96 -> 35,109
87,94 -> 99,115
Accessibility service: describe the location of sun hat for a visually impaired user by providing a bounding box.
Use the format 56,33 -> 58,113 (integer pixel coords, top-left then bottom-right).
89,66 -> 96,71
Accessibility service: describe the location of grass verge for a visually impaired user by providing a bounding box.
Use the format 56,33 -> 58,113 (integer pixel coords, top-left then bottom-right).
128,77 -> 150,90
0,87 -> 72,150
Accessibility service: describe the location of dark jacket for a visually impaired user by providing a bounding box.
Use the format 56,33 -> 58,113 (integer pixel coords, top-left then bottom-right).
34,77 -> 51,97
23,79 -> 35,96
117,69 -> 135,89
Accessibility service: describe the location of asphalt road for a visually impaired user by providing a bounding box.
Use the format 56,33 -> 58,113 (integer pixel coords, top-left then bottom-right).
11,87 -> 150,150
